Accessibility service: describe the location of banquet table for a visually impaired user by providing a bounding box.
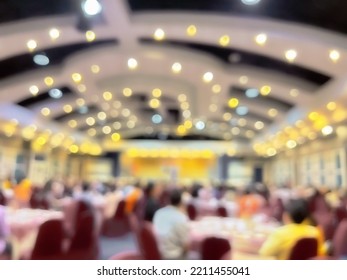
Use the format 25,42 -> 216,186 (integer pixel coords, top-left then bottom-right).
5,207 -> 63,259
189,215 -> 279,260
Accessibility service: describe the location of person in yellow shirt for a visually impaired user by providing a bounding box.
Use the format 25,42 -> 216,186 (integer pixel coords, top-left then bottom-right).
259,199 -> 326,260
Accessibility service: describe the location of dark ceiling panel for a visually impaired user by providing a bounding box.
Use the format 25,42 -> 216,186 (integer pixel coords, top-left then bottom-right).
53,104 -> 99,122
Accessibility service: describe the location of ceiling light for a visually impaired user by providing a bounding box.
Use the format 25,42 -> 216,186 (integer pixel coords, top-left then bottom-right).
27,40 -> 37,51
113,101 -> 122,109
82,0 -> 102,16
219,35 -> 230,47
322,125 -> 333,136
195,121 -> 205,130
329,50 -> 340,62
285,49 -> 297,62
308,111 -> 319,121
41,107 -> 51,116
290,89 -> 299,97
68,120 -> 77,128
255,33 -> 267,45
97,112 -> 106,120
286,140 -> 297,149
231,127 -> 240,135
236,106 -> 248,116
238,118 -> 247,126
260,85 -> 271,96
85,30 -> 96,42
267,148 -> 277,157
69,145 -> 79,153
254,121 -> 264,130
149,98 -> 161,109
186,25 -> 197,37
78,84 -> 87,93
72,73 -> 82,83
268,108 -> 278,117
121,108 -> 131,117
128,58 -> 138,70
152,88 -> 162,98
113,122 -> 121,130
33,54 -> 49,66
181,102 -> 190,110
76,98 -> 85,106
154,28 -> 165,41
91,64 -> 100,73
241,0 -> 261,5
49,28 -> 60,40
102,126 -> 111,134
88,128 -> 96,136
111,133 -> 121,141
152,114 -> 163,124
209,104 -> 218,112
49,88 -> 63,99
86,117 -> 95,126
239,76 -> 249,85
183,110 -> 191,118
326,102 -> 337,111
44,76 -> 54,86
203,72 -> 214,83
178,94 -> 187,102
63,104 -> 73,113
172,62 -> 182,74
122,88 -> 132,97
223,112 -> 232,121
245,88 -> 259,98
103,91 -> 113,101
211,84 -> 221,94
29,85 -> 39,96
228,98 -> 239,108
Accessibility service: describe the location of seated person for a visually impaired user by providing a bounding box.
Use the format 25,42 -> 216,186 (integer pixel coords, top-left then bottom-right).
0,205 -> 11,258
259,199 -> 326,260
144,182 -> 162,222
153,189 -> 189,260
238,188 -> 264,218
13,172 -> 32,206
124,182 -> 143,214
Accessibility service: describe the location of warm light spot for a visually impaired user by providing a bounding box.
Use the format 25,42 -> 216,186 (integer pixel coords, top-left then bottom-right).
154,28 -> 165,41
246,130 -> 255,138
203,72 -> 214,83
88,128 -> 96,137
149,98 -> 160,109
295,120 -> 305,128
111,133 -> 121,142
286,140 -> 297,149
219,35 -> 230,47
255,121 -> 264,130
212,84 -> 222,94
184,120 -> 193,129
308,111 -> 319,121
91,64 -> 100,74
209,104 -> 217,112
239,76 -> 249,85
49,28 -> 60,40
72,73 -> 82,83
178,94 -> 187,102
29,85 -> 39,96
223,112 -> 232,121
260,85 -> 271,96
322,125 -> 333,136
326,102 -> 337,111
121,108 -> 131,117
44,76 -> 54,86
255,33 -> 267,46
69,145 -> 79,154
86,117 -> 95,126
41,107 -> 51,116
27,40 -> 37,51
285,49 -> 297,62
180,102 -> 190,110
290,89 -> 299,97
268,108 -> 278,117
231,127 -> 240,135
127,120 -> 135,129
76,98 -> 85,106
63,104 -> 73,113
152,88 -> 162,98
186,25 -> 197,36
77,84 -> 87,93
85,30 -> 96,42
171,62 -> 182,74
103,91 -> 113,101
97,112 -> 107,120
267,148 -> 277,156
127,58 -> 138,69
228,98 -> 239,108
177,125 -> 187,135
121,87 -> 132,97
329,50 -> 340,62
238,118 -> 247,126
102,126 -> 111,134
333,109 -> 347,122
68,120 -> 77,128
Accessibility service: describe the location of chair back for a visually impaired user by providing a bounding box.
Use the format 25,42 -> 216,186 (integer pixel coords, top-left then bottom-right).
332,219 -> 347,258
217,206 -> 228,218
335,206 -> 347,224
69,212 -> 95,250
187,203 -> 197,221
201,237 -> 231,260
113,200 -> 126,219
288,237 -> 318,260
0,191 -> 6,206
31,219 -> 64,259
136,222 -> 161,260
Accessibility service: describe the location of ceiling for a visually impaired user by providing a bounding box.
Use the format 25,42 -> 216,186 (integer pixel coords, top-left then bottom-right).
1,0 -> 347,157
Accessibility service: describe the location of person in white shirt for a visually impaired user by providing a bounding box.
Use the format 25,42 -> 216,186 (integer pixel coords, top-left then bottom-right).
153,189 -> 189,260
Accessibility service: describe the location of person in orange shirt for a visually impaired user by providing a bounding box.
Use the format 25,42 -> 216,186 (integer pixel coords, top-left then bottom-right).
13,171 -> 32,206
238,188 -> 264,218
124,182 -> 143,214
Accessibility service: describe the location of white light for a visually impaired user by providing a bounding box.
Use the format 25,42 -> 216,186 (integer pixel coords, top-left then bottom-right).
29,85 -> 39,96
195,121 -> 205,130
49,28 -> 60,40
245,88 -> 259,98
255,33 -> 267,45
152,114 -> 163,124
285,49 -> 297,62
322,125 -> 333,136
172,62 -> 182,73
82,0 -> 102,16
236,106 -> 248,116
33,54 -> 50,66
203,72 -> 214,83
241,0 -> 261,5
128,58 -> 138,69
329,50 -> 340,62
286,140 -> 297,149
49,88 -> 63,99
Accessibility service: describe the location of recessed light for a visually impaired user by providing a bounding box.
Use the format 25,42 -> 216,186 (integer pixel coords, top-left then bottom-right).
241,0 -> 261,5
154,28 -> 165,41
322,125 -> 333,136
49,88 -> 63,99
91,64 -> 100,73
41,107 -> 51,116
44,76 -> 54,86
29,85 -> 39,96
255,33 -> 267,45
260,85 -> 271,96
128,58 -> 138,70
103,91 -> 113,101
111,133 -> 121,141
195,121 -> 205,130
27,40 -> 37,51
172,62 -> 182,74
72,73 -> 82,83
329,50 -> 340,62
239,76 -> 249,85
203,72 -> 214,83
82,0 -> 102,16
219,35 -> 230,47
123,88 -> 132,97
85,30 -> 96,42
212,84 -> 222,94
186,25 -> 197,37
285,49 -> 297,62
228,98 -> 239,108
49,28 -> 60,40
245,88 -> 259,98
152,114 -> 163,124
33,54 -> 50,66
152,88 -> 162,98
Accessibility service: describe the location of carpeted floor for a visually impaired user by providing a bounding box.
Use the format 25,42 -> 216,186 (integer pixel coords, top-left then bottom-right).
98,233 -> 138,260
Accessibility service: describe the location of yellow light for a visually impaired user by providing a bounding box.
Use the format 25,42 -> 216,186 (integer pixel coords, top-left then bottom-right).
322,125 -> 333,136
149,98 -> 160,109
219,35 -> 230,47
183,110 -> 191,118
268,108 -> 278,117
85,30 -> 96,42
127,120 -> 135,129
72,73 -> 82,83
203,72 -> 214,83
255,121 -> 264,130
77,84 -> 87,93
49,28 -> 60,40
295,120 -> 305,128
154,28 -> 165,41
267,148 -> 277,157
111,133 -> 121,142
246,130 -> 255,138
260,85 -> 271,96
86,117 -> 95,126
181,102 -> 190,110
308,132 -> 317,140
239,76 -> 248,85
223,112 -> 232,121
327,102 -> 337,111
184,120 -> 193,129
152,88 -> 162,98
41,107 -> 51,116
329,50 -> 340,62
91,64 -> 100,74
121,108 -> 131,117
113,101 -> 121,109
308,111 -> 319,121
29,85 -> 39,96
76,98 -> 85,106
228,98 -> 239,108
27,40 -> 37,51
113,122 -> 122,130
290,89 -> 299,97
103,91 -> 113,101
127,148 -> 138,158
255,33 -> 267,46
178,94 -> 187,102
231,127 -> 240,135
102,126 -> 111,134
209,104 -> 217,112
286,140 -> 297,149
186,25 -> 197,36
122,87 -> 132,97
212,84 -> 222,94
36,136 -> 47,146
88,128 -> 96,137
44,76 -> 54,86
172,62 -> 182,74
285,49 -> 297,62
63,104 -> 73,113
98,112 -> 107,120
238,118 -> 247,126
128,58 -> 138,70
68,120 -> 77,128
333,109 -> 347,122
69,145 -> 79,154
177,125 -> 187,135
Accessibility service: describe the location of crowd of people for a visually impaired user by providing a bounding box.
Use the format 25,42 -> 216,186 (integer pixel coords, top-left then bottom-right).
1,170 -> 347,260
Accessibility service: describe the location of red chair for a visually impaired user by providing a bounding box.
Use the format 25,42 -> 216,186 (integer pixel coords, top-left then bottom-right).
334,206 -> 347,224
288,238 -> 318,260
136,222 -> 161,260
270,197 -> 285,222
0,191 -> 6,206
201,237 -> 231,260
332,219 -> 347,259
187,203 -> 198,221
315,212 -> 336,241
30,219 -> 64,260
109,251 -> 143,260
101,200 -> 131,237
217,206 -> 228,218
65,212 -> 99,260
